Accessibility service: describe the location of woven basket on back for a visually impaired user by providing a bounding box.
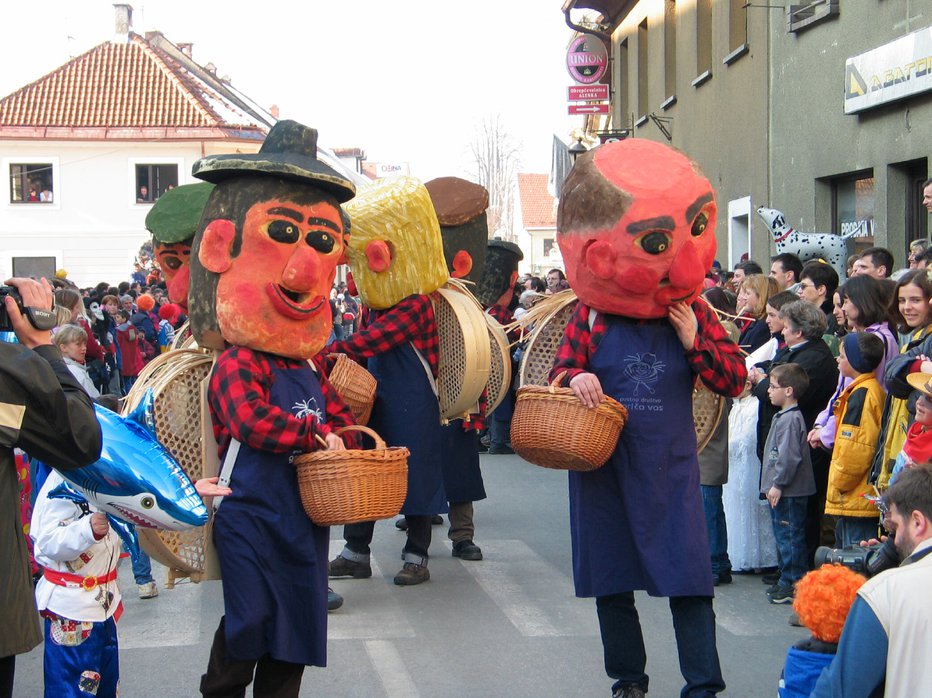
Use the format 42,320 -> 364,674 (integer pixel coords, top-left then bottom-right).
432,283 -> 491,419
484,312 -> 512,415
327,354 -> 376,425
294,425 -> 409,526
693,382 -> 725,452
511,371 -> 629,471
124,348 -> 219,587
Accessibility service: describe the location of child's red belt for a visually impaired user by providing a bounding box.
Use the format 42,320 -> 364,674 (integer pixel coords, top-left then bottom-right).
43,568 -> 118,591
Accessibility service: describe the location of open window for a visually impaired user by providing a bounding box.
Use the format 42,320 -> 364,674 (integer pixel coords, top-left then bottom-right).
9,162 -> 55,204
134,163 -> 180,203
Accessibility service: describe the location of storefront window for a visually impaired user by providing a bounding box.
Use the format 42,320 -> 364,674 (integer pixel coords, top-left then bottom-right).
833,171 -> 874,252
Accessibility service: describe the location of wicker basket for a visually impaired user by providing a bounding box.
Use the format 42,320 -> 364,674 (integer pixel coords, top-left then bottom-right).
510,371 -> 628,471
294,425 -> 409,526
327,354 -> 377,425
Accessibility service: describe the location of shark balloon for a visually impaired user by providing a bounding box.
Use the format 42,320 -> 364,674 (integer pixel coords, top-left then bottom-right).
56,402 -> 209,531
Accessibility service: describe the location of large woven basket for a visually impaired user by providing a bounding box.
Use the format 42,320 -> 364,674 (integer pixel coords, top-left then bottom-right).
511,371 -> 629,471
327,354 -> 376,425
484,312 -> 512,415
123,348 -> 220,587
693,381 -> 725,452
433,284 -> 491,419
294,425 -> 409,526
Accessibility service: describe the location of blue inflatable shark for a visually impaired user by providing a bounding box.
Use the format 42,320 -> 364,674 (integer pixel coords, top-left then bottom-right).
55,400 -> 208,531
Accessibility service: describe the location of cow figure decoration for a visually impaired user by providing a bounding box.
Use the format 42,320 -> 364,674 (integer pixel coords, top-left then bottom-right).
757,206 -> 857,279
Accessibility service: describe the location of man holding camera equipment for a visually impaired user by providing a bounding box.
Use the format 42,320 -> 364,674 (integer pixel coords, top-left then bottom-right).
1,277 -> 103,698
811,465 -> 932,697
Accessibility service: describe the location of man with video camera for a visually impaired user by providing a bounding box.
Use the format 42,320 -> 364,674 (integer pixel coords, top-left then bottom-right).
811,465 -> 932,697
1,277 -> 102,697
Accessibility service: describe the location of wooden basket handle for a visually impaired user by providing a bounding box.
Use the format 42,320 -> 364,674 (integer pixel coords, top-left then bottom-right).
333,424 -> 386,450
549,370 -> 568,392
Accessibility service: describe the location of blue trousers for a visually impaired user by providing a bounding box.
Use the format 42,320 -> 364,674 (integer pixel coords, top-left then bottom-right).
771,496 -> 808,589
701,485 -> 731,576
596,592 -> 725,697
43,615 -> 119,698
834,516 -> 879,549
130,549 -> 153,585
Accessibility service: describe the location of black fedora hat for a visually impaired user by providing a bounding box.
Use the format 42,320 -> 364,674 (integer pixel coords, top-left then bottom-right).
192,120 -> 355,203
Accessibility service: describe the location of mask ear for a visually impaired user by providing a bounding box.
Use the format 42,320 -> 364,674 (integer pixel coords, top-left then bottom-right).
365,240 -> 392,273
198,219 -> 237,274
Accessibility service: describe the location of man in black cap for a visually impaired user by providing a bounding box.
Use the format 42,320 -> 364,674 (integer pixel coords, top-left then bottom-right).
475,238 -> 524,455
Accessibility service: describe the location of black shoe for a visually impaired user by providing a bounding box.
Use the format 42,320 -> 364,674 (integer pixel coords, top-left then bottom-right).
452,540 -> 483,561
477,441 -> 489,453
713,571 -> 732,586
393,562 -> 430,586
488,444 -> 515,455
328,555 -> 372,579
613,686 -> 646,698
768,586 -> 795,604
395,517 -> 408,531
762,571 -> 781,585
327,587 -> 344,611
432,514 -> 444,525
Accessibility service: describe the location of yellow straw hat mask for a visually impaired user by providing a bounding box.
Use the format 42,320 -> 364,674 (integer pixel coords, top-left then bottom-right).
343,177 -> 449,310
906,372 -> 932,401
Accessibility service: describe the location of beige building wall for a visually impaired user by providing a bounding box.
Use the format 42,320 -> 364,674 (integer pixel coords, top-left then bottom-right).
768,2 -> 932,269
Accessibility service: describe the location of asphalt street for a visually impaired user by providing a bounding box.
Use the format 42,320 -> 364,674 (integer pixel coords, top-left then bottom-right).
14,452 -> 801,697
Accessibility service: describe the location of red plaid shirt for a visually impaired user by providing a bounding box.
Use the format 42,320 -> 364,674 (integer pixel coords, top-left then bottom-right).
549,301 -> 747,397
329,294 -> 439,378
208,346 -> 360,458
486,303 -> 522,342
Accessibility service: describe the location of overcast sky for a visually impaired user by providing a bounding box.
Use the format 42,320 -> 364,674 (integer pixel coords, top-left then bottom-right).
1,0 -> 586,181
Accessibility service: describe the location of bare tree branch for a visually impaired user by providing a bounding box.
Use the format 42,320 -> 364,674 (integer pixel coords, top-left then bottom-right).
467,115 -> 521,242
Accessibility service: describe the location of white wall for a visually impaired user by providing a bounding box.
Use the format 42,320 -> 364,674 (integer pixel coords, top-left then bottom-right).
1,139 -> 225,287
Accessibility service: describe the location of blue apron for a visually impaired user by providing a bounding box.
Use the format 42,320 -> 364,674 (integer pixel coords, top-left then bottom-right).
569,314 -> 713,598
368,342 -> 447,515
440,421 -> 486,503
212,359 -> 329,666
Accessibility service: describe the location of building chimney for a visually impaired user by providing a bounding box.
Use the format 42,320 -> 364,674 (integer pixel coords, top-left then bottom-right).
270,104 -> 280,119
177,42 -> 193,58
113,4 -> 133,43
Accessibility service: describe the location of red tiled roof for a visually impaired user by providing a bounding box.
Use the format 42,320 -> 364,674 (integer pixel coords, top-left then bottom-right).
0,33 -> 269,138
517,173 -> 556,228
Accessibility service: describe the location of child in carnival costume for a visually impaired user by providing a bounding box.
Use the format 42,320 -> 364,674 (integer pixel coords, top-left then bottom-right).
548,139 -> 747,698
188,120 -> 361,697
328,176 -> 450,586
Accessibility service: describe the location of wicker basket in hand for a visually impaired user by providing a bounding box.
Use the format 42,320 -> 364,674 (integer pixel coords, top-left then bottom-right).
327,354 -> 377,425
294,425 -> 408,526
510,371 -> 628,471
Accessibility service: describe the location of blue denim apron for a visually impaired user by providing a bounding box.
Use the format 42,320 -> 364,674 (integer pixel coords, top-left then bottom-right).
368,342 -> 447,515
213,359 -> 329,666
569,314 -> 713,598
440,421 -> 486,503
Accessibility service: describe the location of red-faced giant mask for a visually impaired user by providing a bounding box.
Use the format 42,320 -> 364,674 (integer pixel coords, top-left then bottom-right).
153,241 -> 192,310
557,139 -> 717,318
197,195 -> 346,359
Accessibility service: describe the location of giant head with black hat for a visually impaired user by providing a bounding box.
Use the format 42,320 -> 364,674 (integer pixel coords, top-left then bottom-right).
474,238 -> 524,310
146,182 -> 214,311
189,120 -> 355,358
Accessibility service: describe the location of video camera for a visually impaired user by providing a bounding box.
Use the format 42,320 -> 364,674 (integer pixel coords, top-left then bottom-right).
814,535 -> 899,578
0,285 -> 57,332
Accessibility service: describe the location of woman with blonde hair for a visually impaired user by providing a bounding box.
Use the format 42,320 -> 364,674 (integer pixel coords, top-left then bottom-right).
736,274 -> 780,353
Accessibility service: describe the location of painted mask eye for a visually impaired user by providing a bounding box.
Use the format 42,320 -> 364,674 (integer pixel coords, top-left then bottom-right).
267,220 -> 300,244
160,255 -> 182,271
691,212 -> 709,237
639,231 -> 670,255
140,496 -> 155,510
305,231 -> 336,254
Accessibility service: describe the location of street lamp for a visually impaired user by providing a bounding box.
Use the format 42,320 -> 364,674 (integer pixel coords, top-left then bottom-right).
568,137 -> 588,163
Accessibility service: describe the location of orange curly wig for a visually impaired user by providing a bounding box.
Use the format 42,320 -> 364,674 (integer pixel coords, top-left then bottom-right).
793,565 -> 867,643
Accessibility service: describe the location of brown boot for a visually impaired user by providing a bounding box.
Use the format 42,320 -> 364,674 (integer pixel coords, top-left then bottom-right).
393,562 -> 429,586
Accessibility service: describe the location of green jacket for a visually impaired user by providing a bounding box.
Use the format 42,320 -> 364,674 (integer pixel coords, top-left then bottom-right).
1,342 -> 101,657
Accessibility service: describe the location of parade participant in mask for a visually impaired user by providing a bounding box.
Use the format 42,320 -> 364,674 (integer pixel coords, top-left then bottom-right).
188,120 -> 360,697
425,176 -> 489,560
549,139 -> 746,698
146,183 -> 214,311
475,239 -> 524,455
328,176 -> 449,586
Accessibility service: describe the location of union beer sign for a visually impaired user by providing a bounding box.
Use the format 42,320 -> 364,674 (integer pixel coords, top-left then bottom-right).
566,35 -> 608,85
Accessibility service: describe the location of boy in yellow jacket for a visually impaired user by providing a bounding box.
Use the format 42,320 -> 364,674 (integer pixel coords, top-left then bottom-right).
826,332 -> 886,547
